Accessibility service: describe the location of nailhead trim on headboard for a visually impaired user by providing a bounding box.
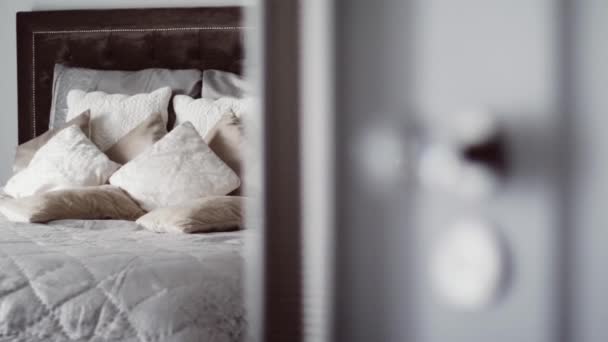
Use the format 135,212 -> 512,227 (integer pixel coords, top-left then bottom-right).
30,26 -> 247,137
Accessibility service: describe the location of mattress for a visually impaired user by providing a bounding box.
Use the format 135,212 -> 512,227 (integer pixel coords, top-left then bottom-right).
0,217 -> 245,342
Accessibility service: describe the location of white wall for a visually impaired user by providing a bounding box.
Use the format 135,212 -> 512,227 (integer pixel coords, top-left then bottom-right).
0,0 -> 242,182
573,1 -> 608,342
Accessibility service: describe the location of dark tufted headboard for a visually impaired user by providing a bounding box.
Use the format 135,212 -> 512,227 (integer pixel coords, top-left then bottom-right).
16,7 -> 245,143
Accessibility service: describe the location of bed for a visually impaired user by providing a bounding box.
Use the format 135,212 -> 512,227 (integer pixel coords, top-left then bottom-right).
0,7 -> 248,342
0,216 -> 244,341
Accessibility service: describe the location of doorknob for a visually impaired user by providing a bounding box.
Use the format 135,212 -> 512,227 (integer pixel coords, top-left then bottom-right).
431,219 -> 508,310
418,109 -> 507,199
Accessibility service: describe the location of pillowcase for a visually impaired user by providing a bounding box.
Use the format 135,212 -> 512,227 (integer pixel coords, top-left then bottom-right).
4,126 -> 120,198
204,111 -> 244,194
136,196 -> 245,233
12,110 -> 90,174
50,64 -> 201,128
109,122 -> 240,211
104,112 -> 167,164
173,95 -> 253,137
202,70 -> 251,99
0,185 -> 145,223
66,87 -> 172,151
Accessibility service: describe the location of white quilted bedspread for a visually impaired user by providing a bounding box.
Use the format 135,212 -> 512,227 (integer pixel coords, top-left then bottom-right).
0,217 -> 245,342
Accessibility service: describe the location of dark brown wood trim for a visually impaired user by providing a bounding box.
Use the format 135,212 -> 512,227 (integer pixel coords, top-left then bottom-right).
262,0 -> 303,341
16,12 -> 34,144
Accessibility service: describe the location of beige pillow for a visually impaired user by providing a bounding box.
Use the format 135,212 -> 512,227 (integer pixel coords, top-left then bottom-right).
109,122 -> 241,211
204,111 -> 243,194
0,185 -> 145,223
4,126 -> 120,198
136,196 -> 245,233
105,112 -> 167,164
12,110 -> 90,174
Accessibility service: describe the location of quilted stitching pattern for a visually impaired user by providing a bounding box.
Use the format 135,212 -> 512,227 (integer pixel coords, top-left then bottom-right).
0,218 -> 244,342
66,87 -> 171,151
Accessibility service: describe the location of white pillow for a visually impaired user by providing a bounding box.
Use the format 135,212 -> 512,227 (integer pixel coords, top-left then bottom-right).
66,87 -> 172,150
173,95 -> 253,137
4,126 -> 120,198
109,122 -> 240,211
202,70 -> 252,99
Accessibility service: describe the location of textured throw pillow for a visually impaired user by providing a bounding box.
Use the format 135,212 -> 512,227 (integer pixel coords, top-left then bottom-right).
50,64 -> 201,129
66,87 -> 171,150
205,111 -> 244,194
4,126 -> 120,198
173,95 -> 253,137
202,70 -> 251,99
0,185 -> 145,223
104,112 -> 167,164
109,122 -> 240,211
12,110 -> 90,174
136,196 -> 245,233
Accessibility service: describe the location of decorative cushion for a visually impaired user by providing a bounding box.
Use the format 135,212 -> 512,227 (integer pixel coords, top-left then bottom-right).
4,126 -> 120,198
50,64 -> 201,128
136,196 -> 245,233
105,112 -> 167,164
109,122 -> 240,211
173,95 -> 252,137
12,110 -> 90,174
204,111 -> 244,194
0,185 -> 145,223
202,69 -> 251,99
66,87 -> 172,150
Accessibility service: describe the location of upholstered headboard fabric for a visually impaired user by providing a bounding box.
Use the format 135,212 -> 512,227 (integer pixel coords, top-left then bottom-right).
16,7 -> 244,143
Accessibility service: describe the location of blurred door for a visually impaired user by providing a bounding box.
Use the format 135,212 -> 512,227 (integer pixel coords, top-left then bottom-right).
330,1 -> 573,342
409,1 -> 569,342
290,1 -> 608,342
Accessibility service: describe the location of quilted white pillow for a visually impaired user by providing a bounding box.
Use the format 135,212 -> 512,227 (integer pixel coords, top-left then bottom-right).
4,126 -> 120,198
66,87 -> 171,150
173,95 -> 253,137
109,122 -> 240,211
